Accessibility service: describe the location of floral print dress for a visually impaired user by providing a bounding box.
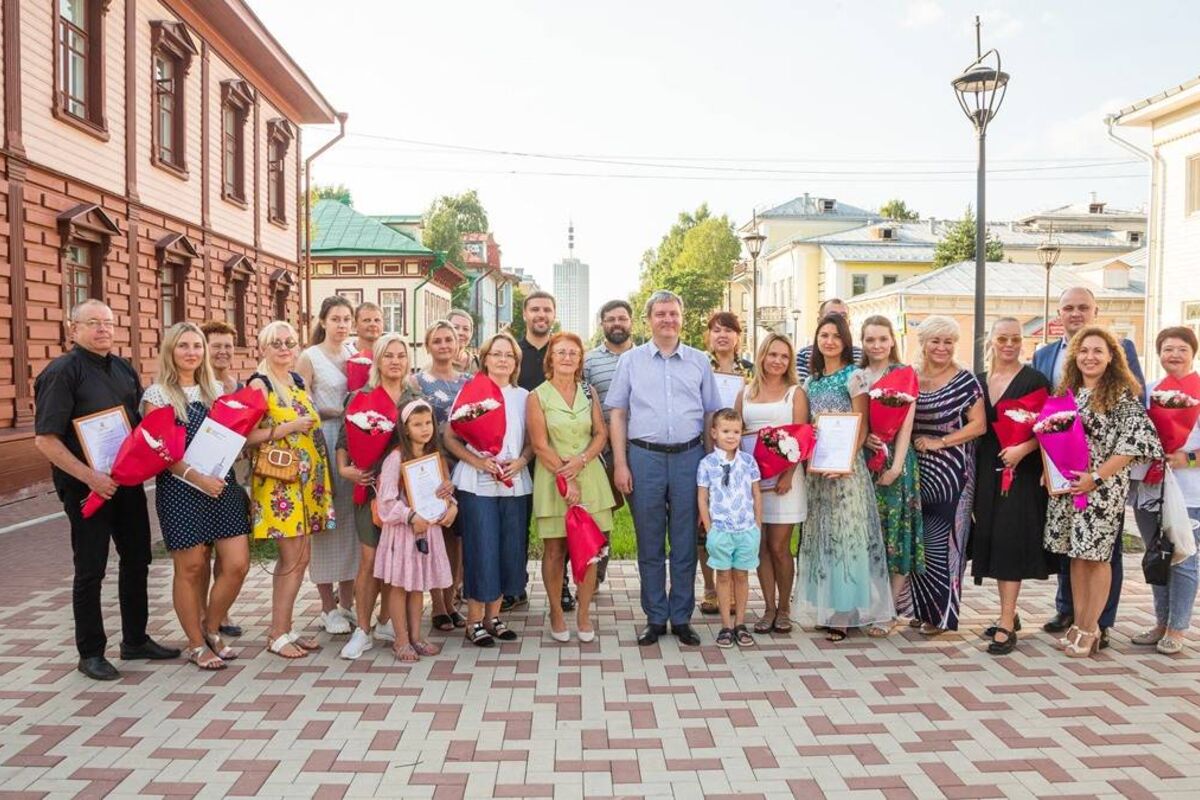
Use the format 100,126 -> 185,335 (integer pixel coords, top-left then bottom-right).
250,373 -> 335,540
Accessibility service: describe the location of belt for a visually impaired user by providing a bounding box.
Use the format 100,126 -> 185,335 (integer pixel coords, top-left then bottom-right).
629,435 -> 703,454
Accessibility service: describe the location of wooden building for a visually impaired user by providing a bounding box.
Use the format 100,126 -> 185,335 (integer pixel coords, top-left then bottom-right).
0,0 -> 338,500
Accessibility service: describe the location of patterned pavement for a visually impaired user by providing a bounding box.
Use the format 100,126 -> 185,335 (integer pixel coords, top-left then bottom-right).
0,495 -> 1198,799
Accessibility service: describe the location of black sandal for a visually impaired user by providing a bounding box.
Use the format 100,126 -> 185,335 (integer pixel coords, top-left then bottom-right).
983,614 -> 1021,639
987,627 -> 1017,655
716,628 -> 734,649
487,617 -> 518,641
825,627 -> 847,642
465,621 -> 494,647
431,614 -> 455,632
734,625 -> 755,647
753,612 -> 776,634
449,611 -> 467,629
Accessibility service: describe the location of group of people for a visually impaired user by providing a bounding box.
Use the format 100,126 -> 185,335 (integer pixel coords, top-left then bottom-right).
31,282 -> 1200,681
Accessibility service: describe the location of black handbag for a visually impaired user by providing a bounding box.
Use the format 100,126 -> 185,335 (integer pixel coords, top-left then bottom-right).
1141,482 -> 1174,586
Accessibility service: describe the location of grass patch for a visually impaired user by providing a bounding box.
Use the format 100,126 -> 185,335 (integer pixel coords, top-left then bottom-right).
527,504 -> 638,560
249,537 -> 280,562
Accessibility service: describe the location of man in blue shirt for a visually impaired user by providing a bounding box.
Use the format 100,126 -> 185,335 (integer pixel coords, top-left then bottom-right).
606,291 -> 722,646
1031,285 -> 1145,649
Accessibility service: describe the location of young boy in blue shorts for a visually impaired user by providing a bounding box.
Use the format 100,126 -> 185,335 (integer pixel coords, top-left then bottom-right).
697,408 -> 762,648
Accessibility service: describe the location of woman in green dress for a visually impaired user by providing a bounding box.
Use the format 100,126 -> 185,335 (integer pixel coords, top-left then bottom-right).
527,332 -> 616,642
858,315 -> 923,636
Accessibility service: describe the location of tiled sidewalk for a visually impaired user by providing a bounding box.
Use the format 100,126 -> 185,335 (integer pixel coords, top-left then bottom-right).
0,497 -> 1198,799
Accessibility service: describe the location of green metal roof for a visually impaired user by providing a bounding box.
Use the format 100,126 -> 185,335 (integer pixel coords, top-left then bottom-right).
311,200 -> 434,256
370,214 -> 423,224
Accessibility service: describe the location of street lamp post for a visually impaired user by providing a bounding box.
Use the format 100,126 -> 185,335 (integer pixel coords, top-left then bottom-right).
952,16 -> 1009,372
742,212 -> 766,356
791,308 -> 802,345
1039,239 -> 1062,345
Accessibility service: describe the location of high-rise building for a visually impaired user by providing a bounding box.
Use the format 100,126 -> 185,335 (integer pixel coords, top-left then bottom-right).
553,222 -> 591,338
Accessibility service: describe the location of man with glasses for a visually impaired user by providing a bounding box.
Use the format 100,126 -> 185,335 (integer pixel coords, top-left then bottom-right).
1032,285 -> 1145,649
34,300 -> 180,680
795,298 -> 863,381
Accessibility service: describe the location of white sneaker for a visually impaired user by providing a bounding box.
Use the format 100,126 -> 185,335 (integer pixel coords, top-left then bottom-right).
374,619 -> 396,643
319,610 -> 352,635
339,629 -> 372,660
338,606 -> 356,626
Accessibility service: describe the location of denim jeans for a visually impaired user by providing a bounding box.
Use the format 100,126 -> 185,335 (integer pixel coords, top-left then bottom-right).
1134,505 -> 1200,631
458,492 -> 529,604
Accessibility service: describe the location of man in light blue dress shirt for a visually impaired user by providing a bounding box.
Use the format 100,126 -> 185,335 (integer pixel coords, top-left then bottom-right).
606,291 -> 722,646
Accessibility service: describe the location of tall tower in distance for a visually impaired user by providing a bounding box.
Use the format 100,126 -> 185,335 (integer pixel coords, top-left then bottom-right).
553,220 -> 591,339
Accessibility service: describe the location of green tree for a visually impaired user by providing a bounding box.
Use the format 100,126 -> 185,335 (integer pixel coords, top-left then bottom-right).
508,286 -> 526,341
314,183 -> 353,206
422,190 -> 489,311
630,205 -> 740,347
933,204 -> 1004,268
879,198 -> 919,221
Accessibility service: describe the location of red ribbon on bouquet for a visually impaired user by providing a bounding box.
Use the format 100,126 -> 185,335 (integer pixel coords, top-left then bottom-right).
557,473 -> 607,585
345,386 -> 399,504
81,406 -> 186,519
992,387 -> 1048,494
450,372 -> 512,487
865,366 -> 919,473
1145,372 -> 1200,484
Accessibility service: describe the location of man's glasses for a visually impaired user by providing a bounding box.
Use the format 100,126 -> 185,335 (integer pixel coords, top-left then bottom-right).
269,339 -> 298,350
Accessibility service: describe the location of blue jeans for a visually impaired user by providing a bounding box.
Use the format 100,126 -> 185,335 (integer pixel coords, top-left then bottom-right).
1134,505 -> 1200,631
627,443 -> 703,626
1055,516 -> 1124,629
458,492 -> 529,604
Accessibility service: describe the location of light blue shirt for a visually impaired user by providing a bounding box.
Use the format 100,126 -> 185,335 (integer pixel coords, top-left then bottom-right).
604,340 -> 722,444
697,449 -> 760,531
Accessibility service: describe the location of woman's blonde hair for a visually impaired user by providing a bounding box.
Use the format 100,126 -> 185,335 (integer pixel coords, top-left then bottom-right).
424,319 -> 457,349
746,332 -> 797,400
543,331 -> 585,384
917,315 -> 962,373
984,316 -> 1022,372
478,332 -> 522,387
368,333 -> 409,389
1059,326 -> 1141,415
255,320 -> 299,405
156,322 -> 220,421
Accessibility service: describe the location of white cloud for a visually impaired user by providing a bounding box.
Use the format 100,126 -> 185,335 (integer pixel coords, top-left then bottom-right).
902,0 -> 944,28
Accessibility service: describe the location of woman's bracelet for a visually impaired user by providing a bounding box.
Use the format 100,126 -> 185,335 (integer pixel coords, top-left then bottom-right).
406,510 -> 416,525
182,466 -> 194,481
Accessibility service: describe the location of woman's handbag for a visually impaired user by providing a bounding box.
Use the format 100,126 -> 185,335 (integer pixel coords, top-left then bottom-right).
254,440 -> 299,483
1142,482 -> 1175,586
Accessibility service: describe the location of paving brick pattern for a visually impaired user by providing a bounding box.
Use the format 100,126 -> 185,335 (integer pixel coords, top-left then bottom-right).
0,498 -> 1198,798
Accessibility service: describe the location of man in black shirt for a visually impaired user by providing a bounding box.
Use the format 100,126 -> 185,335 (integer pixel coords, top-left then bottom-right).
34,300 -> 179,680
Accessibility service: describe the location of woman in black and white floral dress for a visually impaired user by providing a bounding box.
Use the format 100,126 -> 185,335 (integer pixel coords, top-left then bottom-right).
1044,326 -> 1161,658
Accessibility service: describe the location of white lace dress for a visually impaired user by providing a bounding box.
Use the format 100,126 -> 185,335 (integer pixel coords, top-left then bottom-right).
740,385 -> 807,524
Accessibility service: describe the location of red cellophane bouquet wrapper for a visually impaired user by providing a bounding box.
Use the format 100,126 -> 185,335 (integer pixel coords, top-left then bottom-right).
992,387 -> 1049,494
1033,391 -> 1091,511
557,473 -> 608,584
208,384 -> 268,436
450,372 -> 512,487
753,424 -> 816,480
345,350 -> 374,393
81,405 -> 186,518
1144,372 -> 1200,484
865,366 -> 919,472
345,386 -> 399,504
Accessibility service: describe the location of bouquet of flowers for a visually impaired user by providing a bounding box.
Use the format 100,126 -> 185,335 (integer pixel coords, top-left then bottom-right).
992,387 -> 1048,494
81,406 -> 186,518
1033,391 -> 1091,511
345,350 -> 375,393
865,366 -> 919,472
345,386 -> 399,504
207,385 -> 268,436
450,372 -> 512,487
753,423 -> 816,480
1144,373 -> 1200,484
557,473 -> 608,584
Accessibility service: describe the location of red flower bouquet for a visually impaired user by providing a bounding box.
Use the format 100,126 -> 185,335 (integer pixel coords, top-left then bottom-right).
1033,391 -> 1091,511
81,405 -> 186,518
991,387 -> 1048,494
557,473 -> 608,584
865,366 -> 919,473
450,372 -> 512,487
345,350 -> 374,393
1145,372 -> 1200,484
207,385 -> 268,436
752,424 -> 816,480
345,386 -> 399,504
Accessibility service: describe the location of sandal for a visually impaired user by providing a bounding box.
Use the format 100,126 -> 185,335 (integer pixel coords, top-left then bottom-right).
449,611 -> 467,629
412,640 -> 442,657
431,614 -> 455,632
753,612 -> 777,635
700,591 -> 720,615
987,627 -> 1017,655
734,625 -> 755,647
1157,636 -> 1185,655
867,619 -> 897,638
186,645 -> 226,670
288,633 -> 322,652
267,633 -> 307,659
716,627 -> 734,649
918,623 -> 944,637
983,615 -> 1021,639
394,644 -> 420,662
486,617 -> 518,642
825,627 -> 848,642
465,622 -> 495,648
1056,625 -> 1081,651
772,612 -> 793,634
1064,628 -> 1099,658
203,631 -> 237,661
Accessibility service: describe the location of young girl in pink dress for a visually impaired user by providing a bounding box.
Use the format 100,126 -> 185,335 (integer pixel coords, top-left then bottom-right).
375,400 -> 458,661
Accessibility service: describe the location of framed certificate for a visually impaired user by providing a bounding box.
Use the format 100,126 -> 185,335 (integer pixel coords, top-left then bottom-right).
72,406 -> 132,473
402,452 -> 449,522
1042,450 -> 1073,496
809,412 -> 862,475
713,373 -> 745,410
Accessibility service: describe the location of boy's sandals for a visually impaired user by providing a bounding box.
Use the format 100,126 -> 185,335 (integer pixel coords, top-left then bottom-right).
867,619 -> 898,638
267,633 -> 307,659
753,611 -> 777,634
394,644 -> 420,662
825,627 -> 848,642
203,631 -> 237,661
734,625 -> 755,647
186,645 -> 226,670
412,640 -> 442,657
700,591 -> 720,615
716,627 -> 735,648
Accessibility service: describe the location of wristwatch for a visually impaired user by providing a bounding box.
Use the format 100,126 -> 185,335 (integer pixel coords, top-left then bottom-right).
1188,451 -> 1197,468
1090,471 -> 1102,484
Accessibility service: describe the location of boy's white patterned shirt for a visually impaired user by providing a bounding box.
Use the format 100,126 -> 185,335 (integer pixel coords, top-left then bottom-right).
697,449 -> 760,531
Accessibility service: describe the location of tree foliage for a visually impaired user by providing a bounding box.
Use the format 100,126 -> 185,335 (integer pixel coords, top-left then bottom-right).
314,183 -> 353,206
508,286 -> 527,341
422,190 -> 489,311
879,198 -> 919,221
629,205 -> 741,347
933,204 -> 1005,268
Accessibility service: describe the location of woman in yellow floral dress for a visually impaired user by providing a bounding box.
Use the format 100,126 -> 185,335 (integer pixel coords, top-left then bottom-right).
245,321 -> 335,659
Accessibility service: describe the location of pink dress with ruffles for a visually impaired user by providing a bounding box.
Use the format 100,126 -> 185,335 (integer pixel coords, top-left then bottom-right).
373,450 -> 452,591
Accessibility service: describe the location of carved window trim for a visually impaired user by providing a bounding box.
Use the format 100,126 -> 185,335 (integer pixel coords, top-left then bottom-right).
149,20 -> 197,178
155,233 -> 197,328
266,119 -> 294,225
57,203 -> 120,343
52,0 -> 110,139
269,267 -> 296,321
220,79 -> 253,205
224,254 -> 256,346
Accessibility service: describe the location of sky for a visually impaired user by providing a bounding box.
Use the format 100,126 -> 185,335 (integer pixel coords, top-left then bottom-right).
250,0 -> 1198,319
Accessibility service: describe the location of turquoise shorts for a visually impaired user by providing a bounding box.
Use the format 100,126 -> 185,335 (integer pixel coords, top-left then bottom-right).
706,527 -> 761,572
